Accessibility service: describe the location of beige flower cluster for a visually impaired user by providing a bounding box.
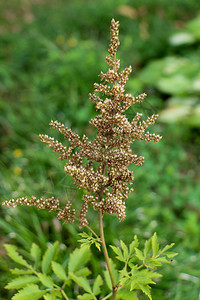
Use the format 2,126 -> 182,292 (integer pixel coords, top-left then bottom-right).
2,19 -> 162,227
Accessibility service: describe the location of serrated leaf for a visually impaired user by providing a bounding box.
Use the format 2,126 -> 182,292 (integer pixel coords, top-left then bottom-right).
164,252 -> 178,258
69,272 -> 92,293
120,240 -> 128,259
120,276 -> 129,286
5,276 -> 39,290
43,294 -> 57,300
12,284 -> 46,300
75,267 -> 91,277
37,273 -> 54,288
78,232 -> 101,251
10,269 -> 34,275
138,283 -> 152,300
110,245 -> 124,262
144,257 -> 162,268
94,241 -> 101,251
4,244 -> 31,268
30,243 -> 41,268
159,243 -> 175,254
93,275 -> 103,295
68,246 -> 90,273
42,241 -> 59,274
129,235 -> 139,254
51,261 -> 67,280
152,233 -> 159,257
135,248 -> 144,261
156,257 -> 170,263
144,239 -> 151,257
78,294 -> 95,300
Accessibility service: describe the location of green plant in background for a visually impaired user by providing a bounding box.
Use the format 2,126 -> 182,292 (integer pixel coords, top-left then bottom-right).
2,19 -> 177,300
132,13 -> 200,127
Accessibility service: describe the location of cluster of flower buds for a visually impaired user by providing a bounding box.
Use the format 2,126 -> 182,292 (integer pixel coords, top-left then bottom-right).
2,19 -> 162,227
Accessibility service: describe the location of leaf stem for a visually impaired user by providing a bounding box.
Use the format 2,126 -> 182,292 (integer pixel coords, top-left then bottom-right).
98,209 -> 117,300
74,216 -> 99,239
61,289 -> 69,300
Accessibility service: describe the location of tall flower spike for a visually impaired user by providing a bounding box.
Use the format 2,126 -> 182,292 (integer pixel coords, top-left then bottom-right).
2,19 -> 162,227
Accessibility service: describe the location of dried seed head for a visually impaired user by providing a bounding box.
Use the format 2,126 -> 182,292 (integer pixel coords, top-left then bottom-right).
2,19 -> 162,226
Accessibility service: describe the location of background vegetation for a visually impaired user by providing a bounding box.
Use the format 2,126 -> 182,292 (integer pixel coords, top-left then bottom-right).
0,0 -> 200,299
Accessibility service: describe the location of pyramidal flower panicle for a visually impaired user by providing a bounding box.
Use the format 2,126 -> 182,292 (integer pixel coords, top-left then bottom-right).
2,19 -> 162,228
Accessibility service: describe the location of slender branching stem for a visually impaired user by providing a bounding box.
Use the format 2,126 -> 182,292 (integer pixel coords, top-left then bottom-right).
74,216 -> 99,239
85,224 -> 99,239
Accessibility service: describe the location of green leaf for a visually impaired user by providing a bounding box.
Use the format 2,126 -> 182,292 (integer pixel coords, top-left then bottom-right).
30,243 -> 41,268
151,233 -> 159,257
103,270 -> 112,290
135,248 -> 144,261
44,294 -> 57,300
93,275 -> 103,295
138,283 -> 152,300
164,252 -> 178,258
129,235 -> 139,254
12,284 -> 46,300
5,276 -> 39,289
94,241 -> 101,251
160,243 -> 175,254
110,245 -> 124,262
78,232 -> 101,251
69,272 -> 92,293
144,239 -> 151,257
51,261 -> 67,280
42,241 -> 59,274
4,244 -> 31,268
145,258 -> 162,268
68,246 -> 90,273
120,240 -> 128,259
10,269 -> 34,275
156,257 -> 170,263
37,273 -> 54,288
75,267 -> 91,277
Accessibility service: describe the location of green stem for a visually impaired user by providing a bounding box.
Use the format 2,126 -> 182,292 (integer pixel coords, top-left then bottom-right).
74,216 -> 99,239
85,223 -> 99,239
98,209 -> 117,300
60,289 -> 69,300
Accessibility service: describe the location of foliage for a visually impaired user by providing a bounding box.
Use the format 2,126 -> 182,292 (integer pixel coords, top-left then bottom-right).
133,13 -> 200,126
4,234 -> 177,300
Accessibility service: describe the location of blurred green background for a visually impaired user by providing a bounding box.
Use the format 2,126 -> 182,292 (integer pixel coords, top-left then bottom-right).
0,0 -> 200,299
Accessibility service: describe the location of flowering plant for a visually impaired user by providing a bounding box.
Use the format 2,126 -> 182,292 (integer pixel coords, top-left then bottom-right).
2,19 -> 177,300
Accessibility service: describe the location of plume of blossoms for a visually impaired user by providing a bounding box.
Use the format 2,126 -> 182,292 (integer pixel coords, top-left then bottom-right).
2,19 -> 162,228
